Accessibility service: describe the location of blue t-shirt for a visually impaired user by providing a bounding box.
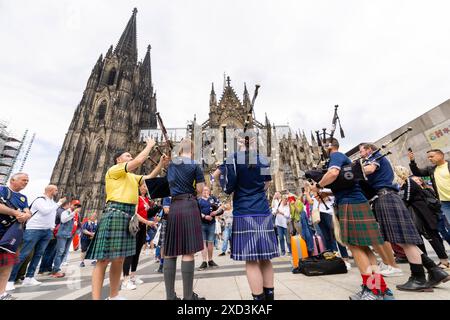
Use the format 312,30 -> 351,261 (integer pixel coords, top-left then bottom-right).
328,152 -> 367,205
230,152 -> 272,217
198,196 -> 220,225
81,221 -> 97,241
366,151 -> 399,192
162,197 -> 171,208
0,186 -> 29,211
167,157 -> 205,196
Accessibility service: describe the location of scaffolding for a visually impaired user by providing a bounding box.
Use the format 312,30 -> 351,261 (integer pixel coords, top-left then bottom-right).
0,120 -> 33,185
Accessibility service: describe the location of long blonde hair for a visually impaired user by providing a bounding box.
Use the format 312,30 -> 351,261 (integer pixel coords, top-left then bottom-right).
393,165 -> 410,186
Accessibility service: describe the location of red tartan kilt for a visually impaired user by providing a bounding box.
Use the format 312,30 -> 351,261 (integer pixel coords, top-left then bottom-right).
0,251 -> 19,267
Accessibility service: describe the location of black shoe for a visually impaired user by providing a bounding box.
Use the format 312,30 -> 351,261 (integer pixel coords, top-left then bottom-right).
198,261 -> 208,271
396,276 -> 433,292
426,267 -> 450,288
208,260 -> 219,268
157,265 -> 163,273
183,292 -> 206,300
218,252 -> 226,256
395,257 -> 409,264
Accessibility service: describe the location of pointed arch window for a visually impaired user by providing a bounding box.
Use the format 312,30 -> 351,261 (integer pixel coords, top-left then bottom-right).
98,101 -> 107,121
78,145 -> 88,172
107,68 -> 116,85
91,143 -> 103,171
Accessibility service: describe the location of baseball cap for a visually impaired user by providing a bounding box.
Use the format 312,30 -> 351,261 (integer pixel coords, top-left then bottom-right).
71,199 -> 81,207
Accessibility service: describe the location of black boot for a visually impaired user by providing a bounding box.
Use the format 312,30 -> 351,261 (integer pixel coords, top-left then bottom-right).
263,287 -> 274,300
426,267 -> 450,288
252,292 -> 265,300
396,276 -> 433,292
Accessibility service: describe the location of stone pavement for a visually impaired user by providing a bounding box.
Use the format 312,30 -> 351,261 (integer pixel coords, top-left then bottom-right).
9,244 -> 450,300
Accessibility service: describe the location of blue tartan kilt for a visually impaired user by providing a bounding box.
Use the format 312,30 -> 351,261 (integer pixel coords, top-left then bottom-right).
373,192 -> 423,245
231,214 -> 279,261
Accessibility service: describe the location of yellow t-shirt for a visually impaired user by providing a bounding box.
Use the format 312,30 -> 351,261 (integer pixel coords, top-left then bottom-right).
105,162 -> 143,205
435,162 -> 450,201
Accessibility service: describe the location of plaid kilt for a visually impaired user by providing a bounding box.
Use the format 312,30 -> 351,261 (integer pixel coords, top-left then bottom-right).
163,195 -> 204,256
0,252 -> 19,267
337,202 -> 384,246
231,214 -> 279,261
85,201 -> 136,260
373,192 -> 423,245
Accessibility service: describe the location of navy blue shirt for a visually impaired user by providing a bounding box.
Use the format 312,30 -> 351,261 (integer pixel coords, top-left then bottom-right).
167,157 -> 205,196
328,152 -> 367,205
0,186 -> 29,211
198,196 -> 220,225
230,152 -> 272,217
366,151 -> 399,191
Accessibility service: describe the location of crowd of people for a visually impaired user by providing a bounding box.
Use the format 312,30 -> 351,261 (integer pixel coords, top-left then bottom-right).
0,132 -> 449,301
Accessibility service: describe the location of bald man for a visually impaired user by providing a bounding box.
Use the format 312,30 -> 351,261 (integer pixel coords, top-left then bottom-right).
6,185 -> 66,291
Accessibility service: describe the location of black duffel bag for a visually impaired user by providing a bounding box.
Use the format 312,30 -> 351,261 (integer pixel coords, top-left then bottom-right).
293,251 -> 348,276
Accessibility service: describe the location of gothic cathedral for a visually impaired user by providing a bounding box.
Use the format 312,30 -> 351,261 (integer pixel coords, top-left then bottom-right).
50,9 -> 157,214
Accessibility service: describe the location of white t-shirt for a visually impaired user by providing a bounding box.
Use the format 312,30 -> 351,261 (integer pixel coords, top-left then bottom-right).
26,196 -> 59,230
275,203 -> 290,228
271,199 -> 281,214
313,196 -> 335,215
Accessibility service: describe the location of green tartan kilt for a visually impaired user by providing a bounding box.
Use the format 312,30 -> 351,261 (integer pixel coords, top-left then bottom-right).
337,202 -> 384,247
85,201 -> 136,260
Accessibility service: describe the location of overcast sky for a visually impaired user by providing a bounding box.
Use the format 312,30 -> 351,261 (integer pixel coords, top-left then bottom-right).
1,0 -> 450,200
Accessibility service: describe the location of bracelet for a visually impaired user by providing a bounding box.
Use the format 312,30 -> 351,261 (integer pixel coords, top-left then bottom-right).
316,183 -> 322,189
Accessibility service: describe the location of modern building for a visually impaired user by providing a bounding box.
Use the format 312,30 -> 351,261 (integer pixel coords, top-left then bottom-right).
347,99 -> 450,170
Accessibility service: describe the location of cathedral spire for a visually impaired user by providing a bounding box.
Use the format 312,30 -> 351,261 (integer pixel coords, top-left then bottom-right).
243,83 -> 250,106
210,83 -> 217,106
114,8 -> 138,62
141,45 -> 152,88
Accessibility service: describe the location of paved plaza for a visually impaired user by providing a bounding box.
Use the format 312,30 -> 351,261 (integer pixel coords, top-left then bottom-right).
9,242 -> 450,300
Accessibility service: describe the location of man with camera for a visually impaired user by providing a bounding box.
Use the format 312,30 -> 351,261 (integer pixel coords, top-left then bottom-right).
0,172 -> 32,300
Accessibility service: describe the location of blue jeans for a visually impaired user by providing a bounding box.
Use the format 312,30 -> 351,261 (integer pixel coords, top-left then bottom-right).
8,229 -> 52,281
318,213 -> 349,258
437,202 -> 450,246
52,236 -> 72,272
441,201 -> 450,228
39,238 -> 57,273
221,225 -> 232,252
277,226 -> 291,255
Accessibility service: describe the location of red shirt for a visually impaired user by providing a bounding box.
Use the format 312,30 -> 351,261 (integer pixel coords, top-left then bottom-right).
137,196 -> 151,220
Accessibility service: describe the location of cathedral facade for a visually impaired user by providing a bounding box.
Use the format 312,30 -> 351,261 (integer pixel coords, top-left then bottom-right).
50,9 -> 157,214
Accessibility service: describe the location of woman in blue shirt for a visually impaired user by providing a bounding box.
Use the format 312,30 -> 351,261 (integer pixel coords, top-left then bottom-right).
157,139 -> 206,300
214,131 -> 278,300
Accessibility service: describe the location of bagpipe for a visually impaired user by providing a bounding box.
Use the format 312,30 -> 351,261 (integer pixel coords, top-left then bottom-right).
305,112 -> 412,195
145,112 -> 173,200
218,84 -> 261,195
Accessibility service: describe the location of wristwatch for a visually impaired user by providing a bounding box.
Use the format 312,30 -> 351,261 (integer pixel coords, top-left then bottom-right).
316,183 -> 323,189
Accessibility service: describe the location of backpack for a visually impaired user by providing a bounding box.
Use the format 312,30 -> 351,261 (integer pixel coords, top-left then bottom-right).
218,154 -> 237,195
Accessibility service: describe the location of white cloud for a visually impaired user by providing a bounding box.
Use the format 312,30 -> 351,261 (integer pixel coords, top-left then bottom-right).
1,0 -> 450,197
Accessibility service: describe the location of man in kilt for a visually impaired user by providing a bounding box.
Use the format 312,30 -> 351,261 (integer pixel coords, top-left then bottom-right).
360,143 -> 450,291
213,131 -> 279,300
311,138 -> 394,300
86,137 -> 168,300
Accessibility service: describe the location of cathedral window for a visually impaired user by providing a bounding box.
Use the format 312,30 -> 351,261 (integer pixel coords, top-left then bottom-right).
91,143 -> 103,171
78,145 -> 88,171
98,101 -> 107,121
107,68 -> 116,85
